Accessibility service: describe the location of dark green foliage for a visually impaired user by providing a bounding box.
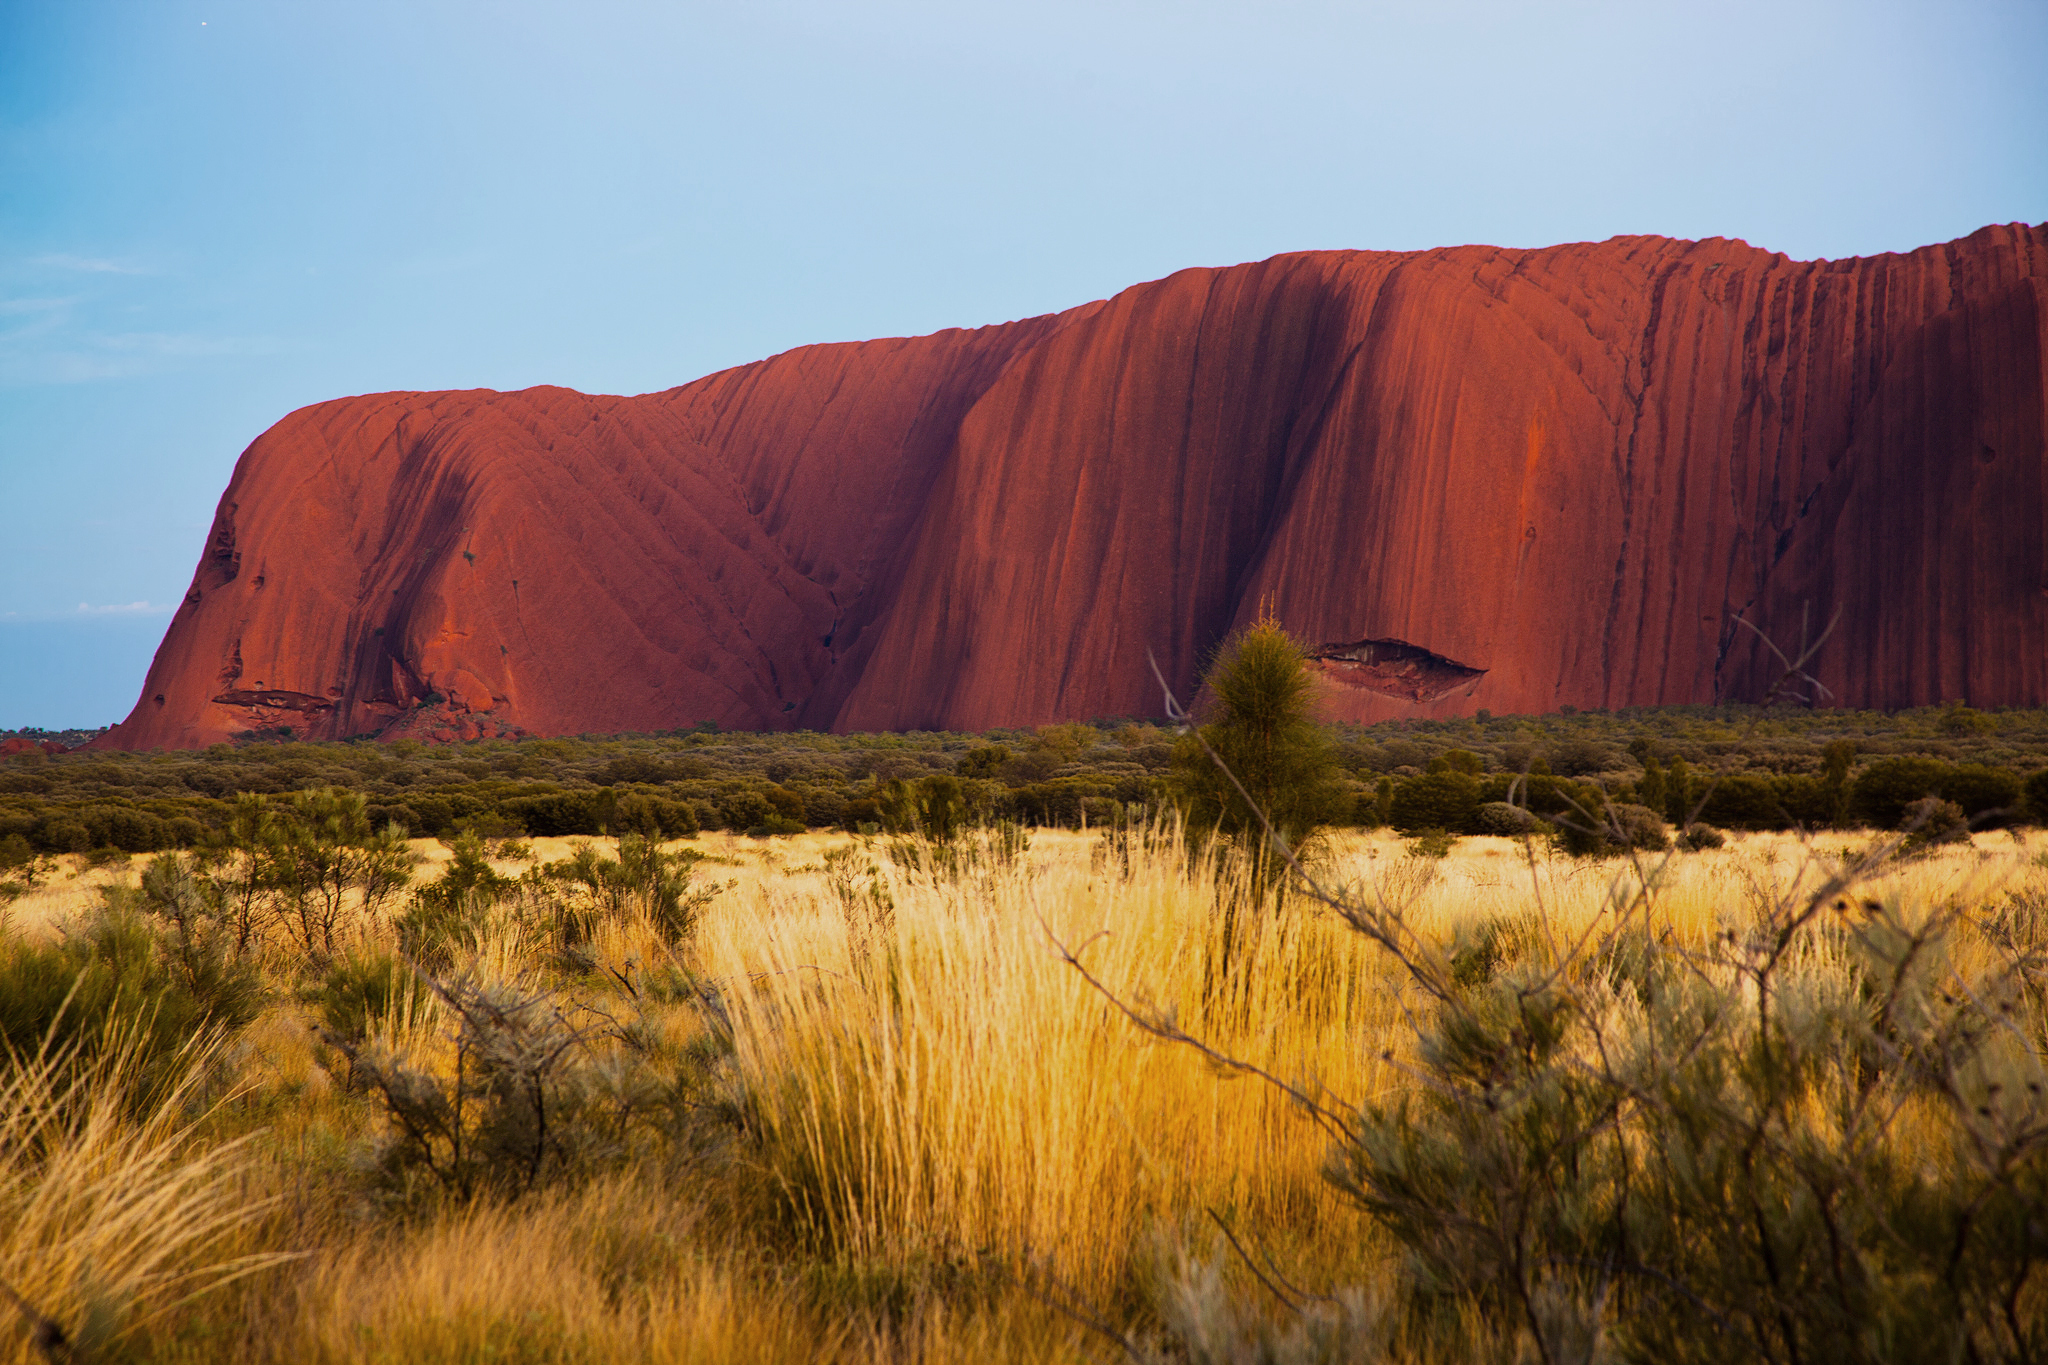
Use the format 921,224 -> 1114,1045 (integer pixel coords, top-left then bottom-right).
1695,772 -> 1789,829
1473,801 -> 1546,837
1546,736 -> 1619,776
0,832 -> 33,871
1899,796 -> 1971,853
1171,619 -> 1345,890
1677,821 -> 1727,850
0,900 -> 262,1100
541,834 -> 719,949
313,951 -> 431,1049
393,831 -> 512,970
1387,772 -> 1480,835
12,701 -> 2048,848
1551,800 -> 1669,856
1850,757 -> 1959,828
956,745 -> 1010,778
2029,768 -> 2048,823
1940,764 -> 2024,824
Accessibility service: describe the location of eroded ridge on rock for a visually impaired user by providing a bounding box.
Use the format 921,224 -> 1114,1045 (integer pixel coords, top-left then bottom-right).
97,222 -> 2048,749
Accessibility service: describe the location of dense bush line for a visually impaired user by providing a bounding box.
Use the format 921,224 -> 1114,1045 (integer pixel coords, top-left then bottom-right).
4,701 -> 2046,861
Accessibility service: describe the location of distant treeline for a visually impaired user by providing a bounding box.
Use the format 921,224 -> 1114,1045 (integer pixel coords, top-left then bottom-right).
4,702 -> 2047,857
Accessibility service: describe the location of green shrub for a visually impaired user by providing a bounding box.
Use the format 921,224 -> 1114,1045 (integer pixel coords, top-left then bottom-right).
1407,830 -> 1457,860
541,834 -> 720,949
1135,842 -> 2048,1363
1899,796 -> 1971,853
1550,801 -> 1667,857
1849,757 -> 1955,829
1473,802 -> 1545,837
1172,618 -> 1344,883
312,951 -> 431,1050
393,831 -> 512,971
39,819 -> 90,854
1387,773 -> 1481,835
0,902 -> 261,1101
1939,764 -> 2024,825
1695,772 -> 1791,830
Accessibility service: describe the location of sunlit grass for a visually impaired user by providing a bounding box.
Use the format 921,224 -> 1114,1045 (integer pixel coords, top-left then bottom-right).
0,826 -> 2037,1361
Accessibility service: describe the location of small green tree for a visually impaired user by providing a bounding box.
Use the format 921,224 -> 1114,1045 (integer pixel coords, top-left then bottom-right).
1171,615 -> 1344,914
272,789 -> 417,959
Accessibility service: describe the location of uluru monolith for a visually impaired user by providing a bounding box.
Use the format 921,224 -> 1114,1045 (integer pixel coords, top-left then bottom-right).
100,224 -> 2048,749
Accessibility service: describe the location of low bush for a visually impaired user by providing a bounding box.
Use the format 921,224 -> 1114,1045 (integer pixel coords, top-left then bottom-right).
0,902 -> 262,1102
1473,801 -> 1546,837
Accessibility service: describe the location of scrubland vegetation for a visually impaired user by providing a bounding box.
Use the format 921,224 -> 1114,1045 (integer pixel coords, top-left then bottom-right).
5,696 -> 2048,867
4,652 -> 2046,1360
3,818 -> 2043,1363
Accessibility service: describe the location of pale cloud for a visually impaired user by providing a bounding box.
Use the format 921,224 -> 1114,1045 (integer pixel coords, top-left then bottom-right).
0,329 -> 289,386
74,601 -> 174,616
30,254 -> 150,275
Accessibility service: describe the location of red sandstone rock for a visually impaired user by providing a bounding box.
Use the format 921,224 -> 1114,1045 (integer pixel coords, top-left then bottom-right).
98,225 -> 2048,750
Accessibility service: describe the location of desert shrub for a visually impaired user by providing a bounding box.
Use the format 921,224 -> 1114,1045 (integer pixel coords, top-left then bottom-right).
0,903 -> 261,1101
1695,772 -> 1791,830
718,788 -> 774,833
38,818 -> 90,854
269,789 -> 418,959
1172,617 -> 1343,883
1939,763 -> 2024,825
1387,773 -> 1481,835
323,970 -> 693,1203
957,745 -> 1010,778
131,852 -> 268,1016
499,792 -> 605,837
313,951 -> 432,1050
1676,821 -> 1727,850
1546,737 -> 1618,776
0,832 -> 34,872
1550,801 -> 1667,857
1899,796 -> 1971,853
79,804 -> 171,852
1325,885 -> 2045,1361
393,831 -> 514,970
1406,830 -> 1457,860
541,834 -> 720,950
1849,756 -> 1956,829
1127,838 -> 2048,1363
1473,801 -> 1545,837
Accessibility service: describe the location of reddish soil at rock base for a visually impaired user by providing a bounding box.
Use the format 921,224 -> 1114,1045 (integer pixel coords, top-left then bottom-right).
100,225 -> 2048,749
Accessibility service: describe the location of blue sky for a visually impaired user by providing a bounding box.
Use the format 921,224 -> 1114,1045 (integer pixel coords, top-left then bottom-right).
3,0 -> 2045,729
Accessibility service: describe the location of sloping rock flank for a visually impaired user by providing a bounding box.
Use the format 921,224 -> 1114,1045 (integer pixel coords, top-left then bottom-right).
103,224 -> 2048,748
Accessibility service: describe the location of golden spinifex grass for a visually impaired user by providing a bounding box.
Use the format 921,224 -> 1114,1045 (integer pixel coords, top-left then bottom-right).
0,828 -> 2039,1362
0,1028 -> 288,1364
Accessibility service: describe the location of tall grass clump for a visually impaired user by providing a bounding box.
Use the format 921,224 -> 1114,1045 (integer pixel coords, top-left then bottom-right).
701,830 -> 1390,1303
0,1030 -> 283,1363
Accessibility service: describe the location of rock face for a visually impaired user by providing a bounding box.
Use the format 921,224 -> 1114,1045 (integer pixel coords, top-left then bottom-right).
102,224 -> 2048,749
